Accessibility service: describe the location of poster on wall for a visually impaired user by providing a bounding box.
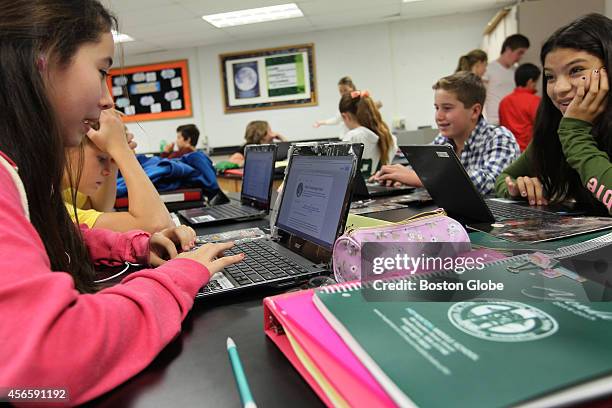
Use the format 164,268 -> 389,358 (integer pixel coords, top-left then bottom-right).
220,44 -> 317,113
106,59 -> 192,122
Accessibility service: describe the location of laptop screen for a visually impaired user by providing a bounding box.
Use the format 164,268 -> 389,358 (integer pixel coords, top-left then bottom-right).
241,150 -> 274,204
276,155 -> 354,249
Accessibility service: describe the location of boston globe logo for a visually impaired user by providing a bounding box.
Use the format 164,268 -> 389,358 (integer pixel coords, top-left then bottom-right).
448,301 -> 558,342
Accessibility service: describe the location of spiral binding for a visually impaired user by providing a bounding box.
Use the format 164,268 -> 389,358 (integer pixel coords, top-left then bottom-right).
319,254 -> 533,294
553,232 -> 612,259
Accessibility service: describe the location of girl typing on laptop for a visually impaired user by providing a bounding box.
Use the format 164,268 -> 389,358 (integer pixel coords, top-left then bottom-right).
0,1 -> 243,404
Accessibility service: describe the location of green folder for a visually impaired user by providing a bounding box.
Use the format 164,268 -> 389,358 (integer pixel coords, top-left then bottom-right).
469,230 -> 611,254
313,254 -> 612,408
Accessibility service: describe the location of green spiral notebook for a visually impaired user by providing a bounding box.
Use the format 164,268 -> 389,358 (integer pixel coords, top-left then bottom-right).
313,253 -> 612,408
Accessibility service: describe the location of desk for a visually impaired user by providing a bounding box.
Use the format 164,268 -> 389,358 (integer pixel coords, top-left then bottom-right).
91,194 -> 612,407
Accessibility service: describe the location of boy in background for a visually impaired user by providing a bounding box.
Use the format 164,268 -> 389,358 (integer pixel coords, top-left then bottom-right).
499,63 -> 542,151
483,34 -> 530,125
162,124 -> 200,159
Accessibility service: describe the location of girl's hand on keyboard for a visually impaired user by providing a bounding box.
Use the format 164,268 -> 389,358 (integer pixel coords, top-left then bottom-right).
149,225 -> 197,266
505,176 -> 548,206
177,241 -> 245,275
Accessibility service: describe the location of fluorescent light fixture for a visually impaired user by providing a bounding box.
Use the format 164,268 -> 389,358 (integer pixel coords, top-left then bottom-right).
112,29 -> 134,43
202,3 -> 304,28
402,0 -> 425,3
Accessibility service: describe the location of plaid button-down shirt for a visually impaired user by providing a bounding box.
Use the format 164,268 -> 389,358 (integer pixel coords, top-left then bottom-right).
432,117 -> 520,194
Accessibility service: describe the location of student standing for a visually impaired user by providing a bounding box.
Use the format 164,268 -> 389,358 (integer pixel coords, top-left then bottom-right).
455,49 -> 488,78
483,34 -> 530,125
313,76 -> 383,137
499,63 -> 542,151
0,1 -> 243,404
496,13 -> 612,215
372,72 -> 520,194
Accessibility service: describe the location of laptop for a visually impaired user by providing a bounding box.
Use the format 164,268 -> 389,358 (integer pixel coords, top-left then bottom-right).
178,144 -> 276,226
197,142 -> 362,297
351,171 -> 415,200
398,144 -> 589,227
275,141 -> 291,161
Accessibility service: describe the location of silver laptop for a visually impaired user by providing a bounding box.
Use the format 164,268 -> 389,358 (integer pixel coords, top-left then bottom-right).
179,144 -> 276,225
197,142 -> 363,297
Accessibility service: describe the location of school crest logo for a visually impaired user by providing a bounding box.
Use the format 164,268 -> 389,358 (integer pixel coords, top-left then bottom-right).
448,301 -> 558,342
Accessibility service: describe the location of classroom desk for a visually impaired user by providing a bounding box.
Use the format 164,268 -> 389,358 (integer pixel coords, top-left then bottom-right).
90,193 -> 612,407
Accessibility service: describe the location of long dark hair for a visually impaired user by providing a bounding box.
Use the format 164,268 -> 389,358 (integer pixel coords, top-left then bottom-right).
532,13 -> 612,213
0,0 -> 116,292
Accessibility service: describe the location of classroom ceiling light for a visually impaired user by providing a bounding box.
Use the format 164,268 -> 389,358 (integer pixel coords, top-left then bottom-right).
202,3 -> 304,28
402,0 -> 425,3
112,30 -> 134,43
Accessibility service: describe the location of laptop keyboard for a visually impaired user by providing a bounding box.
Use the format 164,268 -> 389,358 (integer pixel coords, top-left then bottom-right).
204,204 -> 262,219
487,200 -> 559,221
201,239 -> 313,294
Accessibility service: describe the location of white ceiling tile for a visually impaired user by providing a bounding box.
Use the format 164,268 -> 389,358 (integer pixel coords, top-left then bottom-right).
113,42 -> 167,58
115,4 -> 195,29
307,4 -> 401,28
300,0 -> 400,16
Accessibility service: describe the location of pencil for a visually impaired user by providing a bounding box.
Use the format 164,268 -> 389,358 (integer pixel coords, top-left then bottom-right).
227,337 -> 257,408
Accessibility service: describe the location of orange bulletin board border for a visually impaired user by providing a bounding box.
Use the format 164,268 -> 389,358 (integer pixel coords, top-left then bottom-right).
107,60 -> 192,122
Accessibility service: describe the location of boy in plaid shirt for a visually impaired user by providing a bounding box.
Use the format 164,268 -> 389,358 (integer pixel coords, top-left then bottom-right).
372,72 -> 519,194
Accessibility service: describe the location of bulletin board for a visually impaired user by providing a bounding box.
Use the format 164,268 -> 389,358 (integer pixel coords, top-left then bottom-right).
219,43 -> 317,113
106,60 -> 192,122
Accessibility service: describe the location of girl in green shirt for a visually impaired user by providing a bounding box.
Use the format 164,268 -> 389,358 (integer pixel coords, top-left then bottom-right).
495,13 -> 612,215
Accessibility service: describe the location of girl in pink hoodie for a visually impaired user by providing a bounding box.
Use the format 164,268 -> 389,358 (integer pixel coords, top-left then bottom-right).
0,1 -> 243,405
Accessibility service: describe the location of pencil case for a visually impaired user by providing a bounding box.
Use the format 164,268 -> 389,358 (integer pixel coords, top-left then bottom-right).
332,209 -> 471,282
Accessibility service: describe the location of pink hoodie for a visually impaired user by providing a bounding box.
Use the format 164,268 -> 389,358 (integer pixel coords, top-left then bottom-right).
0,156 -> 210,405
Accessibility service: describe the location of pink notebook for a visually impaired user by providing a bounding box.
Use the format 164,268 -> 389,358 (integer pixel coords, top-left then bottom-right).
264,289 -> 396,407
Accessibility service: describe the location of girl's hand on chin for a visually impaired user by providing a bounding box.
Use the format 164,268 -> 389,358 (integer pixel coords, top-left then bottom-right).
564,68 -> 608,123
87,110 -> 129,156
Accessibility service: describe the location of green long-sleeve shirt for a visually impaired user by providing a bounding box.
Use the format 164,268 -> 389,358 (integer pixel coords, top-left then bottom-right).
495,117 -> 612,215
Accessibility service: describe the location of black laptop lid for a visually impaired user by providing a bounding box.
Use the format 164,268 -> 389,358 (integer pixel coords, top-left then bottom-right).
240,144 -> 277,210
275,141 -> 291,161
273,142 -> 363,263
399,144 -> 494,224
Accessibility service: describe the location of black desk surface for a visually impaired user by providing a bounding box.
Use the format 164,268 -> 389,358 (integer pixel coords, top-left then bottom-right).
91,192 -> 436,407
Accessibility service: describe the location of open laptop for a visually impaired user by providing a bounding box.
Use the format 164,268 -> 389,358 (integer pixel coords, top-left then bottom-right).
197,142 -> 362,297
351,171 -> 415,200
398,144 -> 610,230
178,144 -> 276,226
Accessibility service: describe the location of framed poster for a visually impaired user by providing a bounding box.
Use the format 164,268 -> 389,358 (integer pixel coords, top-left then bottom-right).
106,60 -> 192,122
220,43 -> 317,113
